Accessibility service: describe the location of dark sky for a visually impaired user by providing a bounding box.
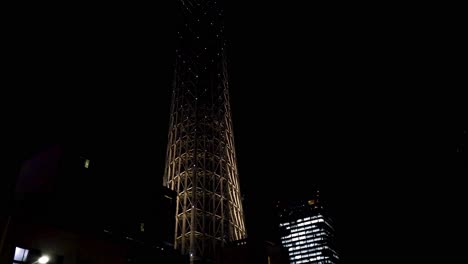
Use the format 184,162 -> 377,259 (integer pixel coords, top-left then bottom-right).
7,2 -> 467,262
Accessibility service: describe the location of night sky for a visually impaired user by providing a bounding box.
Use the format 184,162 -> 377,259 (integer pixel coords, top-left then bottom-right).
7,2 -> 467,262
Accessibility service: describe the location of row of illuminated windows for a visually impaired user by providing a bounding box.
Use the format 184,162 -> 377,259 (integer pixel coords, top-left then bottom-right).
292,230 -> 312,238
280,215 -> 322,227
280,217 -> 323,229
285,220 -> 331,234
287,242 -> 322,251
288,245 -> 330,256
296,218 -> 324,227
289,241 -> 325,251
283,231 -> 323,246
288,233 -> 316,242
282,232 -> 327,244
283,228 -> 330,241
293,220 -> 334,233
290,253 -> 330,262
292,256 -> 329,264
290,250 -> 324,260
290,248 -> 324,257
297,215 -> 322,223
288,245 -> 330,255
285,220 -> 326,231
293,259 -> 335,264
309,255 -> 329,262
281,228 -> 322,239
282,234 -> 327,247
288,242 -> 326,254
290,224 -> 330,235
287,238 -> 326,249
286,237 -> 326,251
284,219 -> 324,230
285,223 -> 317,232
292,260 -> 334,264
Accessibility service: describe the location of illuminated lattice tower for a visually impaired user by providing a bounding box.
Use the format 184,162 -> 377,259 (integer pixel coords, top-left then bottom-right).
163,0 -> 247,262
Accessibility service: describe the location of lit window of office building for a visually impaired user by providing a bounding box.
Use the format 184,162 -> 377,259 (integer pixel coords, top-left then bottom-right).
277,190 -> 339,264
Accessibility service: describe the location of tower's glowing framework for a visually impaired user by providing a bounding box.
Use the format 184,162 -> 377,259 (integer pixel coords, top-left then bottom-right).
163,0 -> 247,262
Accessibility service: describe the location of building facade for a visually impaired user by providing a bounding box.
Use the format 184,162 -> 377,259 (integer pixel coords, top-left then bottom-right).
1,144 -> 187,264
277,191 -> 339,264
163,0 -> 247,262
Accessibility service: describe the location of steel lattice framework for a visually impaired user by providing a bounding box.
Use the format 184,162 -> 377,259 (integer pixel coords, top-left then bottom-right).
163,0 -> 247,262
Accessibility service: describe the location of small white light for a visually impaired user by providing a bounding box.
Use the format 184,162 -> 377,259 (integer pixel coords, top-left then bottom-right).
38,256 -> 50,264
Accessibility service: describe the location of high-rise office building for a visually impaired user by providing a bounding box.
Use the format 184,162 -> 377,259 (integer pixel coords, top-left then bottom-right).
277,191 -> 339,264
163,0 -> 247,262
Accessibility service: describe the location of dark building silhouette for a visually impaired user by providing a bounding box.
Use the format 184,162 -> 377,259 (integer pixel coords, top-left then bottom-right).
217,237 -> 288,264
456,128 -> 467,161
1,144 -> 187,264
277,190 -> 339,264
163,0 -> 246,262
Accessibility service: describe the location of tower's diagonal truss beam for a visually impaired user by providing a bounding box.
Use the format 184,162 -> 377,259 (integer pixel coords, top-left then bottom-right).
164,0 -> 247,263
